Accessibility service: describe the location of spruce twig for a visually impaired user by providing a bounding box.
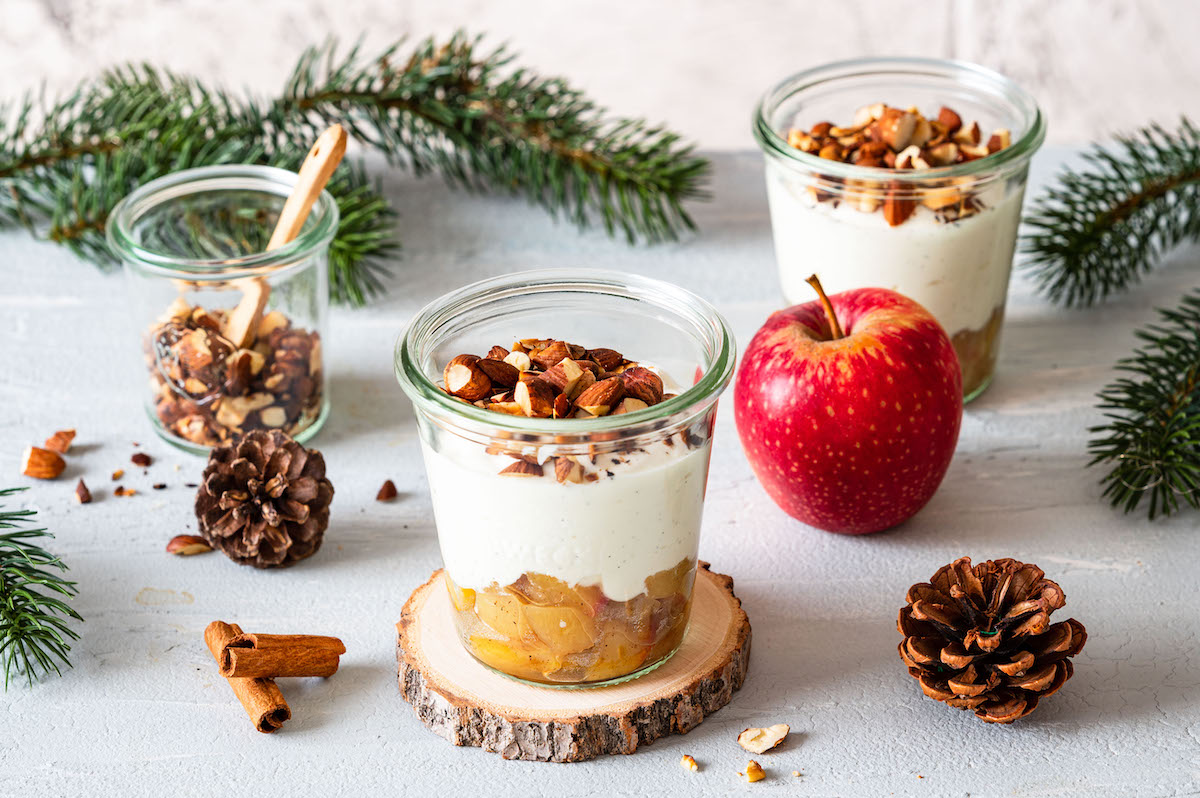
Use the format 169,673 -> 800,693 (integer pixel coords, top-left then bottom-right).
275,34 -> 709,242
0,32 -> 709,305
1089,291 -> 1200,519
0,488 -> 82,688
1023,118 -> 1200,307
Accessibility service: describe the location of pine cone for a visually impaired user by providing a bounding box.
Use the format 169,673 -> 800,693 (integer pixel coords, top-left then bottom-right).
195,430 -> 334,568
898,557 -> 1087,723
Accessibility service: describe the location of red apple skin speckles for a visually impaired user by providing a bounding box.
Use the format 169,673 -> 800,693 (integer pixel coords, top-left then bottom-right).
734,287 -> 963,534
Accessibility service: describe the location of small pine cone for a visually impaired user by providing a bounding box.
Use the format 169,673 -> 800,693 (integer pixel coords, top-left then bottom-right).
898,557 -> 1087,723
194,430 -> 334,568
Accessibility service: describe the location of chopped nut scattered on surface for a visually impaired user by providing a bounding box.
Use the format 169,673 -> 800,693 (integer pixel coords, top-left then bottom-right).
22,446 -> 66,480
44,429 -> 76,454
742,761 -> 765,783
131,452 -> 153,467
376,479 -> 398,501
74,479 -> 92,504
166,535 -> 213,555
111,469 -> 124,481
737,723 -> 790,754
113,485 -> 136,497
152,483 -> 167,490
680,755 -> 699,772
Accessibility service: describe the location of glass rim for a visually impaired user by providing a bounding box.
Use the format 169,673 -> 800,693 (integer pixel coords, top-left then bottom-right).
752,56 -> 1046,182
105,164 -> 339,280
395,268 -> 737,439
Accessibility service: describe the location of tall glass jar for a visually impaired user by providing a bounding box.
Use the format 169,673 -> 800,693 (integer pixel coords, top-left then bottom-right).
107,165 -> 336,454
754,58 -> 1045,401
395,269 -> 735,687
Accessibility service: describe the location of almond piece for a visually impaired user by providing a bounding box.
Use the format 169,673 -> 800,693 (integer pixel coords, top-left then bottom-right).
501,350 -> 531,372
954,120 -> 981,146
74,479 -> 92,504
925,142 -> 959,166
909,116 -> 933,148
737,724 -> 790,754
258,310 -> 290,339
987,128 -> 1012,153
568,370 -> 596,402
877,107 -> 917,151
937,106 -> 963,133
485,345 -> 510,361
743,761 -> 766,783
487,401 -> 526,416
21,446 -> 65,480
530,340 -> 573,370
809,121 -> 833,138
44,429 -> 76,454
680,755 -> 699,772
166,534 -> 212,555
541,358 -> 586,395
131,452 -> 152,468
259,406 -> 287,428
498,460 -> 544,478
786,130 -> 818,152
553,457 -> 585,484
444,354 -> 492,401
514,379 -> 555,418
621,367 -> 664,405
575,376 -> 625,416
612,397 -> 649,415
376,479 -> 398,501
477,358 -> 520,388
922,184 -> 964,211
553,392 -> 571,418
883,190 -> 917,227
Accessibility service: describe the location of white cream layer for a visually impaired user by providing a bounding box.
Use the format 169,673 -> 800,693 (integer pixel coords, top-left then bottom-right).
765,164 -> 1024,337
423,433 -> 710,602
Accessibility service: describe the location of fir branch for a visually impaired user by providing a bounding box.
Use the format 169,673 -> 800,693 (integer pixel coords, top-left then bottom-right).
277,34 -> 710,242
0,32 -> 709,304
1024,118 -> 1200,307
0,488 -> 82,688
1089,291 -> 1200,519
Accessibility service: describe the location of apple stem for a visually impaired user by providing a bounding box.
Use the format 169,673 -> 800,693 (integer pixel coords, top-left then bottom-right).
805,274 -> 845,340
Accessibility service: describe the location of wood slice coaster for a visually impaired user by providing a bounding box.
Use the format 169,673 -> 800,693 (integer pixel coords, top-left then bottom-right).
396,563 -> 751,762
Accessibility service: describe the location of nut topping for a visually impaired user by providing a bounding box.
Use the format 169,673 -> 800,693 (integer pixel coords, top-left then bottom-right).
166,534 -> 213,555
498,460 -> 544,478
742,761 -> 766,783
785,103 -> 1014,226
44,429 -> 76,454
21,446 -> 65,480
444,355 -> 492,401
438,338 -> 668,421
737,723 -> 790,754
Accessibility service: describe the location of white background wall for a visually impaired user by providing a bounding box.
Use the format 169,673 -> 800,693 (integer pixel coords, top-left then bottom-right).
3,0 -> 1197,148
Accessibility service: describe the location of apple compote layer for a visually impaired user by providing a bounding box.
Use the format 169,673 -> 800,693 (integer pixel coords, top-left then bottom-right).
446,558 -> 695,685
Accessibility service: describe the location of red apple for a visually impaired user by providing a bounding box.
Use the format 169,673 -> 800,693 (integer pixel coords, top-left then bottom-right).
734,276 -> 962,534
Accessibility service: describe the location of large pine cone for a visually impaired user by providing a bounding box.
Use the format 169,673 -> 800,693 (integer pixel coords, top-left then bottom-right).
898,557 -> 1087,723
195,430 -> 334,568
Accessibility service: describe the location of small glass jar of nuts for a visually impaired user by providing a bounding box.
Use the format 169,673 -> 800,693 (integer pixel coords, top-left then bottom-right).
107,165 -> 335,453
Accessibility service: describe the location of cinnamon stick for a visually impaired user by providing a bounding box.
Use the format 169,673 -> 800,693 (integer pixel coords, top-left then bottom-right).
204,621 -> 291,733
219,633 -> 346,679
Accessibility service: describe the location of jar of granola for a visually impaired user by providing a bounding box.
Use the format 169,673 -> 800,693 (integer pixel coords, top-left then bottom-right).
754,57 -> 1045,400
108,165 -> 335,453
395,269 -> 735,687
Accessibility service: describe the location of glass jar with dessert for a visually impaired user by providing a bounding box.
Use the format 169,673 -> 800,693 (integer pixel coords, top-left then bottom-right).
395,270 -> 735,687
108,165 -> 335,453
753,57 -> 1045,400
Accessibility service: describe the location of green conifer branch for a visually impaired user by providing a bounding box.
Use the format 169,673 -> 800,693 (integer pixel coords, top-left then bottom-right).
0,488 -> 82,688
1089,291 -> 1200,519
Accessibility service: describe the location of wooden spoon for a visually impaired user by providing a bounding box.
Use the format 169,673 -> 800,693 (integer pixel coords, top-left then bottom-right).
223,124 -> 348,349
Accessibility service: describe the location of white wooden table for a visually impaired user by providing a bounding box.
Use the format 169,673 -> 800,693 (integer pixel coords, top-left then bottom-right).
2,150 -> 1198,798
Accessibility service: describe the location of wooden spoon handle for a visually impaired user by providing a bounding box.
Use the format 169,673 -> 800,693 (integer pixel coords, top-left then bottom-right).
267,124 -> 348,250
223,125 -> 348,349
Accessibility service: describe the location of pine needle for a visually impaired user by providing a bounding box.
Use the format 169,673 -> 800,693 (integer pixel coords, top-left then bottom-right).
1023,118 -> 1200,307
0,488 -> 82,688
1089,291 -> 1200,519
0,32 -> 709,305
